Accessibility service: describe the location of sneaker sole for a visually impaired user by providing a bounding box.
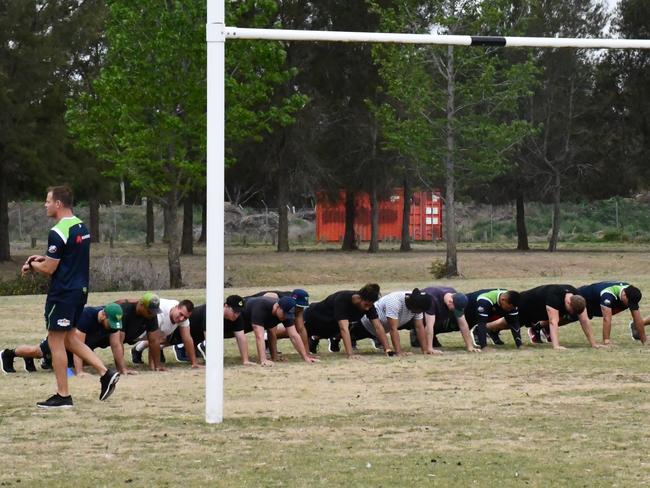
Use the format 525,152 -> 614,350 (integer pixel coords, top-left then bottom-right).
197,346 -> 206,360
100,372 -> 120,401
37,403 -> 74,409
328,341 -> 340,353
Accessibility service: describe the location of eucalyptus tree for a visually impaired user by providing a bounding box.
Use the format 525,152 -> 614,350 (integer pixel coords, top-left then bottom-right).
68,0 -> 306,285
370,0 -> 537,275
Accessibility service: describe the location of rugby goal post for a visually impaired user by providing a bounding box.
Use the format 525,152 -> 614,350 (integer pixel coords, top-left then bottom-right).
205,0 -> 650,424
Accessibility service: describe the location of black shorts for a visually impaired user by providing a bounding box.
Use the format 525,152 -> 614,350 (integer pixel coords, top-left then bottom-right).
305,319 -> 340,339
44,291 -> 86,332
169,326 -> 205,345
349,322 -> 375,341
39,338 -> 74,367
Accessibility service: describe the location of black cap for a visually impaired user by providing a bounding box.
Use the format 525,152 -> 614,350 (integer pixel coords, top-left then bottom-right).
406,288 -> 432,312
226,295 -> 245,313
625,285 -> 642,311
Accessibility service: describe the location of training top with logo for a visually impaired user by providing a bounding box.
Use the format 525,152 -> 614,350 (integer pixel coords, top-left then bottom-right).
46,216 -> 90,300
157,298 -> 190,338
120,302 -> 158,344
361,291 -> 423,335
305,290 -> 379,327
577,281 -> 631,318
241,297 -> 294,331
464,289 -> 519,328
518,284 -> 579,325
422,287 -> 457,327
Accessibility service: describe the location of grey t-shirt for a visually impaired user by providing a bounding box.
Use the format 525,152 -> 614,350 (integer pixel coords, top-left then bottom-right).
361,291 -> 423,336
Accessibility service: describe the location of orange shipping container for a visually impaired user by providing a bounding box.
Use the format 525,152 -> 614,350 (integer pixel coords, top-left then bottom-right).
316,189 -> 442,242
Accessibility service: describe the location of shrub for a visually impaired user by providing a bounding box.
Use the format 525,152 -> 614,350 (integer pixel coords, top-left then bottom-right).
0,272 -> 50,296
429,259 -> 448,279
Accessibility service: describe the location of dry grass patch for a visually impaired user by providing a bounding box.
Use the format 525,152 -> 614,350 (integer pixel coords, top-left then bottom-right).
2,259 -> 650,486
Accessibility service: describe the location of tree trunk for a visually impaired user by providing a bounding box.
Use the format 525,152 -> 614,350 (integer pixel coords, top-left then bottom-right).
400,178 -> 412,252
0,173 -> 10,261
444,45 -> 459,277
277,177 -> 290,252
163,192 -> 183,288
89,198 -> 100,243
342,189 -> 358,250
181,195 -> 194,255
368,181 -> 379,253
120,179 -> 126,206
548,172 -> 561,252
146,198 -> 154,246
515,191 -> 529,251
198,192 -> 206,244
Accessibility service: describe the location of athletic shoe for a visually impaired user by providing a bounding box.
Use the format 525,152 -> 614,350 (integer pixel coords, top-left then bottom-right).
197,341 -> 206,359
372,338 -> 384,351
351,340 -> 358,351
160,349 -> 166,364
99,369 -> 120,401
131,346 -> 143,364
431,336 -> 442,348
37,393 -> 73,409
630,321 -> 640,341
40,357 -> 52,370
173,344 -> 189,362
511,326 -> 523,348
528,327 -> 543,344
0,349 -> 16,374
540,326 -> 552,343
487,329 -> 505,346
24,357 -> 37,373
328,338 -> 341,353
308,336 -> 319,354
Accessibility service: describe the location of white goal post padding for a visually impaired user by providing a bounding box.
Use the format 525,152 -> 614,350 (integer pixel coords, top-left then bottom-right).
206,0 -> 650,424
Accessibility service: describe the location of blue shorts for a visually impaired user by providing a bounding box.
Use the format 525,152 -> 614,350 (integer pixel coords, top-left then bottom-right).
44,291 -> 87,332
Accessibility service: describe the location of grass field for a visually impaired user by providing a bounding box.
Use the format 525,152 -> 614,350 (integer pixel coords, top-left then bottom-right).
2,249 -> 650,487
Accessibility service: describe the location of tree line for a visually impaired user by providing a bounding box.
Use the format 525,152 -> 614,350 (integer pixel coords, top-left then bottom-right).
1,0 -> 649,286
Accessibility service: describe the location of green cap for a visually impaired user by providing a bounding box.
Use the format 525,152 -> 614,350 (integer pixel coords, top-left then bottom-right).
104,303 -> 123,330
141,292 -> 162,314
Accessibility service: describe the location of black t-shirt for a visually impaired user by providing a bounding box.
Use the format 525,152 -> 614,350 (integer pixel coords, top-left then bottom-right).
189,304 -> 246,338
423,287 -> 456,326
241,297 -> 294,331
120,301 -> 159,344
519,284 -> 578,325
304,290 -> 378,326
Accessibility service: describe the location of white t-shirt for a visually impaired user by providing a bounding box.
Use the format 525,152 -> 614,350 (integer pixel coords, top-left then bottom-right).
158,298 -> 190,337
361,291 -> 423,335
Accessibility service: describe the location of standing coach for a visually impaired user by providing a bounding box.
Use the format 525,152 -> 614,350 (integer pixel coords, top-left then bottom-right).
21,186 -> 119,408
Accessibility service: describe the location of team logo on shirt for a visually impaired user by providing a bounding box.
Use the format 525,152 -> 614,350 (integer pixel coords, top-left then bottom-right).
48,245 -> 57,254
478,306 -> 485,312
57,318 -> 71,327
604,298 -> 611,306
